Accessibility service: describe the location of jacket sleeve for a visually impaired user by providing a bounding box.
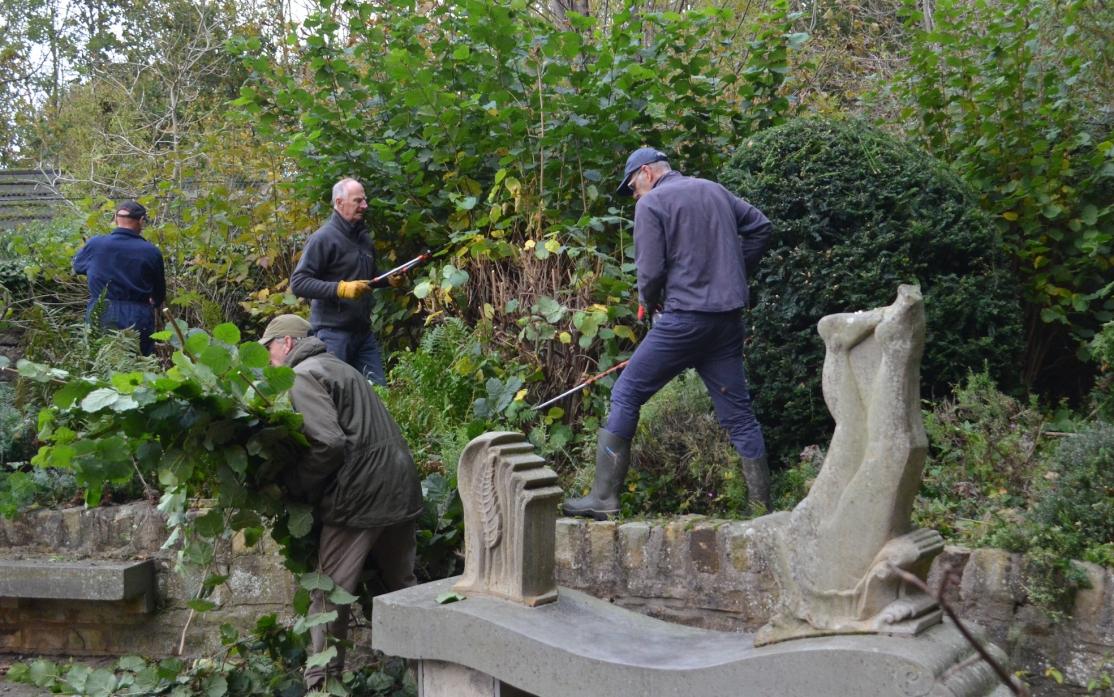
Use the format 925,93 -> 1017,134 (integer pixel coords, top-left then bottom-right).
151,250 -> 166,306
72,240 -> 92,276
289,370 -> 346,500
634,200 -> 668,309
733,196 -> 772,275
290,233 -> 340,300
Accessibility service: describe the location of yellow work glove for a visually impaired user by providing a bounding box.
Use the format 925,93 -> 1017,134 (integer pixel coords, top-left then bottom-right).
336,280 -> 373,299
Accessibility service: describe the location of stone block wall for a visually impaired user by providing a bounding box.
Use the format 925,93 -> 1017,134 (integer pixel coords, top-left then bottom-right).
555,516 -> 1114,696
2,505 -> 1111,695
0,503 -> 295,656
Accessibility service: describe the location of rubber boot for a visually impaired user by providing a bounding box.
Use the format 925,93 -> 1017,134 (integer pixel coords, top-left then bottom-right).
563,429 -> 631,520
741,453 -> 771,512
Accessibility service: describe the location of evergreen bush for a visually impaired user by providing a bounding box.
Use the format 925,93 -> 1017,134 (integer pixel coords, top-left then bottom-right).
720,117 -> 1023,462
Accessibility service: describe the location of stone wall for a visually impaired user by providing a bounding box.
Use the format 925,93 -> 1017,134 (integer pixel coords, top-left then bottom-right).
554,516 -> 1114,696
1,505 -> 1111,695
0,503 -> 295,656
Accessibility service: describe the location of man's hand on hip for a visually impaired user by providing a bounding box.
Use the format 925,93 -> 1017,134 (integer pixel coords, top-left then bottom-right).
336,280 -> 373,299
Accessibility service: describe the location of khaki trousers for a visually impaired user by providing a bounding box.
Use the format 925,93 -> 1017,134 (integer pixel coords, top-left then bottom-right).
304,520 -> 417,687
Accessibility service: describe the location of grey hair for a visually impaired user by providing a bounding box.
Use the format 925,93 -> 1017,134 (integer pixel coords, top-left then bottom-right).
647,160 -> 671,175
332,177 -> 358,205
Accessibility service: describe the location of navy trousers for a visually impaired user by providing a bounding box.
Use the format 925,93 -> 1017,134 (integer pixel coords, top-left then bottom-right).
605,310 -> 766,460
87,299 -> 156,356
313,327 -> 386,386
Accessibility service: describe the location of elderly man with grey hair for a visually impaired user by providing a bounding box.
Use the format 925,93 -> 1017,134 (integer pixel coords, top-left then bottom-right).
290,178 -> 393,384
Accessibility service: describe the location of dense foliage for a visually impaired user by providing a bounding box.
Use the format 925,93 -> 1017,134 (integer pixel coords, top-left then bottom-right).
721,117 -> 1024,460
895,0 -> 1114,391
229,0 -> 805,424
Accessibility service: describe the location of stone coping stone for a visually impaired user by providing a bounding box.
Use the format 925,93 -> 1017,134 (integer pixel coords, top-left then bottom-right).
373,577 -> 1012,697
0,559 -> 155,602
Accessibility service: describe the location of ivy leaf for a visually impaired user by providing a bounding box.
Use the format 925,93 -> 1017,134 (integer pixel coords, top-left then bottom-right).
116,656 -> 147,673
293,587 -> 312,615
212,323 -> 242,345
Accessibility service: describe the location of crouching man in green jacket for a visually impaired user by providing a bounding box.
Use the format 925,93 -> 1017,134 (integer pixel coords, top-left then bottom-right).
259,314 -> 424,689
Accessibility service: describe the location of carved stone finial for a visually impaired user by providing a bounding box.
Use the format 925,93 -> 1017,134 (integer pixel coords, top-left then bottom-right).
758,285 -> 945,645
453,432 -> 563,606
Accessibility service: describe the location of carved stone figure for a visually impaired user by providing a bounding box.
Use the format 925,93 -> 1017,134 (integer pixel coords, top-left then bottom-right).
757,285 -> 944,645
453,431 -> 564,606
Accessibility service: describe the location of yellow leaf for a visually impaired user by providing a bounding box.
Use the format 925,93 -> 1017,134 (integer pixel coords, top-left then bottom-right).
483,303 -> 495,320
1002,211 -> 1019,221
524,239 -> 536,250
559,331 -> 572,344
613,325 -> 637,342
544,239 -> 560,253
514,388 -> 528,402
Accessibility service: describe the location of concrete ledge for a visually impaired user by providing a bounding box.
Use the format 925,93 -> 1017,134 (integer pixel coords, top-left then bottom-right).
373,577 -> 1012,697
0,559 -> 155,605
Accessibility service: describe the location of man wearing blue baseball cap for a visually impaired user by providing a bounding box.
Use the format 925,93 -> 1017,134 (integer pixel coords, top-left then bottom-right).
564,146 -> 774,518
72,200 -> 165,356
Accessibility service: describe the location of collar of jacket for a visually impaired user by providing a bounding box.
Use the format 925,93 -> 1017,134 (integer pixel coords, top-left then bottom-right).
330,210 -> 368,241
110,226 -> 143,239
285,336 -> 328,368
652,170 -> 683,191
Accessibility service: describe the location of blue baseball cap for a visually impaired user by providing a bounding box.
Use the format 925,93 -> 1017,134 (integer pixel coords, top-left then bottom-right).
617,147 -> 669,196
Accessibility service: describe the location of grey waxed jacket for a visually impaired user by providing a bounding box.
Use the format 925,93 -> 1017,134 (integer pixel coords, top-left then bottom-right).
284,337 -> 423,529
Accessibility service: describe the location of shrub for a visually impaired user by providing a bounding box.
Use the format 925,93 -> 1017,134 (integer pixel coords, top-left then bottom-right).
721,117 -> 1024,462
986,422 -> 1114,617
915,371 -> 1049,539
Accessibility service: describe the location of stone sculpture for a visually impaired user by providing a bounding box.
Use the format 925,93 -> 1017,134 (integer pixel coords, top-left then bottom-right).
757,284 -> 945,645
453,431 -> 564,606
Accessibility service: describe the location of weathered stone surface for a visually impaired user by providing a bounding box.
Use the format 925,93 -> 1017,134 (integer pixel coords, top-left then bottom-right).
374,577 -> 1013,697
453,432 -> 564,607
0,559 -> 154,603
759,286 -> 944,645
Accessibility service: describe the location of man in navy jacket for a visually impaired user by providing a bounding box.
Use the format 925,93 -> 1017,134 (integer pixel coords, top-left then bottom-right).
290,178 -> 391,385
564,147 -> 773,518
72,200 -> 165,356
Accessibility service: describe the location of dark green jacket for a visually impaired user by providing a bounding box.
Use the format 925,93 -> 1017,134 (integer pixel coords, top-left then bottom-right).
284,338 -> 423,529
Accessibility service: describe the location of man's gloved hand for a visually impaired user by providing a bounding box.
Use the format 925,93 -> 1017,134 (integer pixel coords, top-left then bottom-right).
336,280 -> 373,299
637,304 -> 647,322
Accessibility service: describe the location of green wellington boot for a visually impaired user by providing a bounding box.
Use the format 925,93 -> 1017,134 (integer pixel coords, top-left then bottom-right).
563,429 -> 631,520
740,453 -> 771,512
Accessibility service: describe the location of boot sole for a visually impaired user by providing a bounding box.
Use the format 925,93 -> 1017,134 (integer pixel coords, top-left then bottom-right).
562,505 -> 618,521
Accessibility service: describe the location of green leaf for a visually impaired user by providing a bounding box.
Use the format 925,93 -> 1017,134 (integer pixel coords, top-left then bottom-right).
293,587 -> 312,615
200,345 -> 232,375
81,388 -> 120,413
187,598 -> 218,612
263,365 -> 296,393
213,323 -> 242,345
299,572 -> 335,591
116,656 -> 147,672
85,668 -> 117,697
239,342 -> 270,369
413,280 -> 434,299
288,503 -> 314,538
304,646 -> 337,670
203,674 -> 228,697
186,331 -> 211,355
436,592 -> 463,604
328,586 -> 359,605
0,355 -> 9,371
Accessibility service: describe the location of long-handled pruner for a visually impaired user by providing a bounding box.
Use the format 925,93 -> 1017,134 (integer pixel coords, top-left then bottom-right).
532,359 -> 630,411
371,248 -> 436,284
